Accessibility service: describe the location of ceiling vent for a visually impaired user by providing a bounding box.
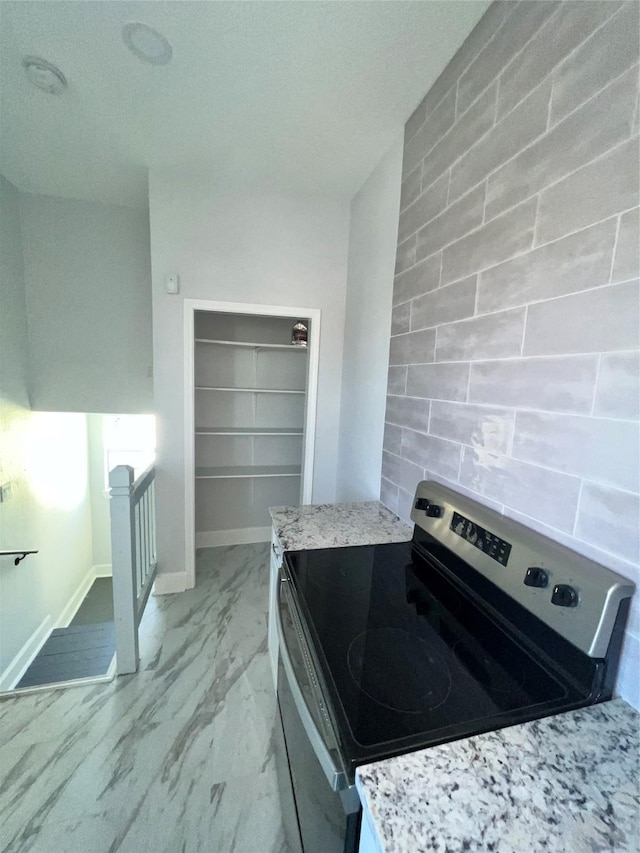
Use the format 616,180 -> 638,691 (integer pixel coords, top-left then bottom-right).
22,57 -> 67,94
122,22 -> 172,66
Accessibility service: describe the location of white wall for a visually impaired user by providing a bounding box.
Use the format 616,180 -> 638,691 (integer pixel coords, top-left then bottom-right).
1,176 -> 94,686
149,172 -> 350,585
0,175 -> 29,409
336,136 -> 403,502
19,193 -> 153,414
87,414 -> 112,572
0,411 -> 95,687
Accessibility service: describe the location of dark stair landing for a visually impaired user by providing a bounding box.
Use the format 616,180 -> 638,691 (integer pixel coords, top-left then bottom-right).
17,578 -> 116,689
70,577 -> 114,626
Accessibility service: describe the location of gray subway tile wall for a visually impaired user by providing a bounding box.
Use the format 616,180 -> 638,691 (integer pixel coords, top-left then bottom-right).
403,92 -> 456,179
393,253 -> 441,305
522,280 -> 639,356
394,234 -> 416,274
435,307 -> 526,362
449,79 -> 552,204
467,355 -> 599,415
397,172 -> 449,244
389,327 -> 436,366
417,185 -> 485,261
380,1 -> 640,696
456,1 -> 559,116
575,483 -> 640,565
391,302 -> 410,336
476,219 -> 617,313
486,63 -> 638,220
429,401 -> 514,455
406,361 -> 470,403
404,1 -> 514,146
548,0 -> 638,124
535,137 -> 639,244
410,276 -> 477,331
401,430 -> 461,482
441,198 -> 537,284
459,448 -> 583,532
594,352 -> 640,420
612,208 -> 640,283
383,422 -> 403,456
387,366 -> 407,396
495,1 -> 625,119
421,84 -> 497,191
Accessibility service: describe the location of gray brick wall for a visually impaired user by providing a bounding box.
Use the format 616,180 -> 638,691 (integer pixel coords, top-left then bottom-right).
382,0 -> 639,596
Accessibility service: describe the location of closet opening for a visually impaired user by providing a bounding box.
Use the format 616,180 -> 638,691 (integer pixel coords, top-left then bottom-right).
183,300 -> 321,586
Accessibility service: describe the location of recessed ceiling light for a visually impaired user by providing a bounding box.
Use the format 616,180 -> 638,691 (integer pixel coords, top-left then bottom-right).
122,22 -> 172,66
22,56 -> 67,94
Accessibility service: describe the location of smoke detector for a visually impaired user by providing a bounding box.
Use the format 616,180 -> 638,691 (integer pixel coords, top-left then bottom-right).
122,22 -> 172,66
22,56 -> 67,94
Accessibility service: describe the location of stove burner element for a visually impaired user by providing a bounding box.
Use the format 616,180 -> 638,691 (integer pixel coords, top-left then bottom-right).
347,628 -> 452,713
453,641 -> 526,694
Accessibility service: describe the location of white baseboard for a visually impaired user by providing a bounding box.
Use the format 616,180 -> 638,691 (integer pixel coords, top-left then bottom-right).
154,531 -> 271,597
93,564 -> 112,577
56,565 -> 98,628
153,571 -> 189,595
0,615 -> 53,692
195,527 -> 271,548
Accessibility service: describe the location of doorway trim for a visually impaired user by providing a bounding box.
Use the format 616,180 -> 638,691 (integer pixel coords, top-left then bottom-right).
183,298 -> 321,589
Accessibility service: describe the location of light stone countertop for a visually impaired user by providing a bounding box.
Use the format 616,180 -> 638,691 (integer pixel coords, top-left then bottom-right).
356,698 -> 640,853
269,501 -> 413,551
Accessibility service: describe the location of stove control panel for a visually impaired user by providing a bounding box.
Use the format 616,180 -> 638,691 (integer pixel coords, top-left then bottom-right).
410,480 -> 636,658
450,511 -> 512,566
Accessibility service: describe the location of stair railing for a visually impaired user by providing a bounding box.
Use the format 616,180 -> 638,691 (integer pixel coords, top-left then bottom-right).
109,463 -> 157,675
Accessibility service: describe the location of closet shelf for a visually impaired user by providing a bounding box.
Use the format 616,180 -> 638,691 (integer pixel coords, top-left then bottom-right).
196,465 -> 302,480
195,338 -> 308,352
195,386 -> 305,395
196,427 -> 303,436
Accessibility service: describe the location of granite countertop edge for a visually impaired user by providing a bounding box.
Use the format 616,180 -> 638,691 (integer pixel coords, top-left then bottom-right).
269,501 -> 413,551
356,698 -> 640,853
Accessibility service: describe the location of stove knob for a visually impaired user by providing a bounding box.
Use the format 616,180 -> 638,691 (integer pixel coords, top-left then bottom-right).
524,567 -> 549,588
551,584 -> 578,608
425,504 -> 443,518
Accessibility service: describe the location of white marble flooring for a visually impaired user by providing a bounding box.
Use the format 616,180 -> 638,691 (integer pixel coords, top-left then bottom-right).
0,543 -> 291,853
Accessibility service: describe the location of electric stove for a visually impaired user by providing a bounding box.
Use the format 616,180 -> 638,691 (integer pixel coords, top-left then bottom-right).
275,481 -> 635,853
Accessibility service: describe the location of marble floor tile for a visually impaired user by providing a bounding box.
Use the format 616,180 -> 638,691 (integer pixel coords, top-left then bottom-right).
13,771 -> 288,853
0,544 -> 293,853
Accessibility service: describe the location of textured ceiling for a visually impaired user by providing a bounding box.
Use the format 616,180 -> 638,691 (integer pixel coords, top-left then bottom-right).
0,1 -> 490,208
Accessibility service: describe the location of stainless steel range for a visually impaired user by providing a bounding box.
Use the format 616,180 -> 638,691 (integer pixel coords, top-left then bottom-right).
274,481 -> 635,853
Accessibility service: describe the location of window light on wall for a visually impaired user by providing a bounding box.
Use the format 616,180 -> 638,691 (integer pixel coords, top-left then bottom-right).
102,414 -> 156,490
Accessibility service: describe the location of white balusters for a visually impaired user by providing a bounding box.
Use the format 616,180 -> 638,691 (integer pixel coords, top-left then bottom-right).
109,463 -> 157,675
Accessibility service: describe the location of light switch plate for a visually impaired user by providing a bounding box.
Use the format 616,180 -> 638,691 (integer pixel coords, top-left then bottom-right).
165,273 -> 180,294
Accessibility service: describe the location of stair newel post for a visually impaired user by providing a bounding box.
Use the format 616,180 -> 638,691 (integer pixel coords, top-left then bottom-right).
109,465 -> 139,675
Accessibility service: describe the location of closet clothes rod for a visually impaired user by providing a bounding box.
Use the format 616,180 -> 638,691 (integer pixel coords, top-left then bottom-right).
195,386 -> 305,394
195,338 -> 308,352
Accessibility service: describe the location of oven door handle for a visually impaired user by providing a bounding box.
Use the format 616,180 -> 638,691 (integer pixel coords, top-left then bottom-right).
277,572 -> 349,793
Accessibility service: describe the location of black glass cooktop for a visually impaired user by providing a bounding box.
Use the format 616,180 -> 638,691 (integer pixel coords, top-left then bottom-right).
285,540 -> 587,776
